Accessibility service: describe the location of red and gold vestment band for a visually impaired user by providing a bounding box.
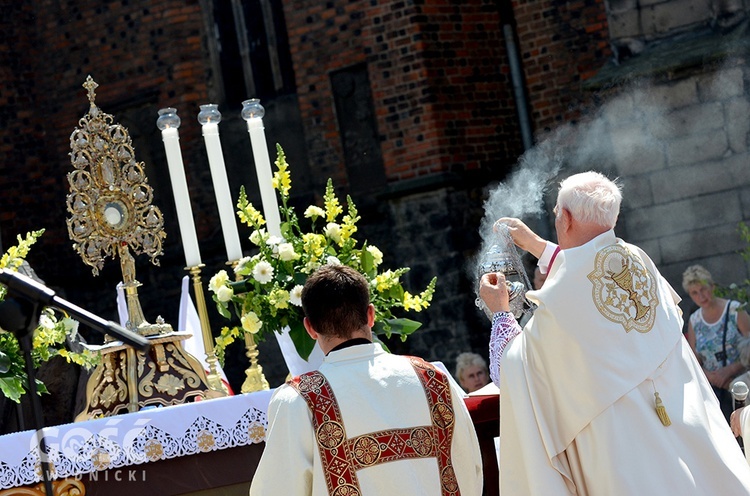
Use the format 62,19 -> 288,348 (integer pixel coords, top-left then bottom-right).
288,357 -> 460,496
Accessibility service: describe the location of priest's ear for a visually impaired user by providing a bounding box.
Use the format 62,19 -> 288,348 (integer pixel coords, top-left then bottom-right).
303,317 -> 319,341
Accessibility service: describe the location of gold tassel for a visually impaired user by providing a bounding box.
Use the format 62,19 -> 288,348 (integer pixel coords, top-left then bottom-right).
654,392 -> 671,426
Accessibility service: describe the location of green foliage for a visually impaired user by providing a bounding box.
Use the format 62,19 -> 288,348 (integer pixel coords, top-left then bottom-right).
715,222 -> 750,304
208,144 -> 437,362
0,230 -> 100,402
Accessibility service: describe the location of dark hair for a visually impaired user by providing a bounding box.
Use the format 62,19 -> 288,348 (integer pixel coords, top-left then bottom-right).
301,265 -> 370,338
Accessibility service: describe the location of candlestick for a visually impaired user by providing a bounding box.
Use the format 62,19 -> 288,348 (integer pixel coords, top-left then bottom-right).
189,264 -> 228,397
241,99 -> 282,237
198,104 -> 243,262
156,108 -> 202,268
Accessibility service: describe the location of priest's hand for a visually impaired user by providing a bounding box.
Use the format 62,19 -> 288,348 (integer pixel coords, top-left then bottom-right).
494,217 -> 547,259
480,272 -> 511,314
730,406 -> 745,437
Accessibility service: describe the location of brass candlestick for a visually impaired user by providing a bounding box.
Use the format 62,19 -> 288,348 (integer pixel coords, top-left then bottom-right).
189,264 -> 228,396
241,331 -> 270,393
229,261 -> 269,393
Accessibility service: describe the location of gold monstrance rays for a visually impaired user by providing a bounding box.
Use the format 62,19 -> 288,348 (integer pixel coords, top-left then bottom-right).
67,76 -> 165,277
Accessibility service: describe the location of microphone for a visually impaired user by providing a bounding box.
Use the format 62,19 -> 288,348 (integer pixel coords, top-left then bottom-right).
0,269 -> 150,351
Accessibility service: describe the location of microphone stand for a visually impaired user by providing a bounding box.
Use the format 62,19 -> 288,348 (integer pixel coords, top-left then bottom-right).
0,269 -> 150,492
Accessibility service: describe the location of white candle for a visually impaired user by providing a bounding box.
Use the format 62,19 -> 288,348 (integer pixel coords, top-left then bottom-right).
199,110 -> 243,262
157,108 -> 202,268
241,99 -> 282,237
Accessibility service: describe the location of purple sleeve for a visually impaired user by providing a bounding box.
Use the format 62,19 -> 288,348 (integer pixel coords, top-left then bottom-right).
489,311 -> 522,387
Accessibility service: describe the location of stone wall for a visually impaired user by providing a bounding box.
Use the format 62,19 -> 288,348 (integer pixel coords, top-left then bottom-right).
555,61 -> 750,314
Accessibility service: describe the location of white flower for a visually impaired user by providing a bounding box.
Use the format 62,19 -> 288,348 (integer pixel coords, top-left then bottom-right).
209,270 -> 229,293
267,235 -> 283,246
234,256 -> 253,275
324,222 -> 342,243
302,260 -> 321,274
326,255 -> 341,266
38,313 -> 55,330
216,286 -> 234,302
62,317 -> 79,339
278,243 -> 300,261
241,312 -> 263,334
366,245 -> 383,266
253,260 -> 274,284
290,285 -> 304,306
249,228 -> 267,246
304,205 -> 325,219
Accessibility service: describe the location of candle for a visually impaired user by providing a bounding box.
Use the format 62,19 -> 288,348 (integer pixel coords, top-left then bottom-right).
198,104 -> 243,262
156,108 -> 202,268
241,99 -> 282,237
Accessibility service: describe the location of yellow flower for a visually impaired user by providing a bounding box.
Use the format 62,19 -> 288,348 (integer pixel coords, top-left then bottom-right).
373,270 -> 397,292
272,145 -> 292,198
238,203 -> 266,228
269,288 -> 290,310
403,292 -> 424,311
302,233 -> 325,258
324,179 -> 343,221
241,312 -> 263,334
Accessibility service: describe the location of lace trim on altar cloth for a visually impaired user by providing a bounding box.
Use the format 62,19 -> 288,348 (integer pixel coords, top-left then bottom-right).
489,311 -> 522,387
0,405 -> 267,489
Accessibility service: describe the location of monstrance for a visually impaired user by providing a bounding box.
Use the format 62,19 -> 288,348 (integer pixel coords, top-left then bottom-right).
68,76 -> 211,420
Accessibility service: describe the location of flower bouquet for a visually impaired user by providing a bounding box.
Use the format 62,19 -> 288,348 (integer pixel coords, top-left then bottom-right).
0,229 -> 99,402
208,144 -> 436,363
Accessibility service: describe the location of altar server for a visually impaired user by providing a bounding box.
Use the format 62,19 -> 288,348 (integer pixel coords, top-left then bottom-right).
250,264 -> 482,496
481,171 -> 750,494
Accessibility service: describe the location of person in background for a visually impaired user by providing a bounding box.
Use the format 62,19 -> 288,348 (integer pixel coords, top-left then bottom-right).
455,352 -> 491,393
481,170 -> 750,494
250,264 -> 483,496
683,264 -> 750,422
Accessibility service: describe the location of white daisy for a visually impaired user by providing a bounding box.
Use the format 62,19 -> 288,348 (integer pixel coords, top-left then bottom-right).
252,260 -> 274,284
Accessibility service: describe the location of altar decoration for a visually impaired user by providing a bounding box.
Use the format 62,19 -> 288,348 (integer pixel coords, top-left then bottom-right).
208,144 -> 437,364
0,229 -> 98,402
0,389 -> 272,492
68,76 -> 212,420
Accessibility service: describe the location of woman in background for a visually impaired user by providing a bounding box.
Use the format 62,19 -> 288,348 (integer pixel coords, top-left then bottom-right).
455,352 -> 490,393
684,264 -> 750,421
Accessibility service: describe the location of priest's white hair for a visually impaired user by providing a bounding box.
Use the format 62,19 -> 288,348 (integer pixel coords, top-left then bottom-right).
556,171 -> 622,228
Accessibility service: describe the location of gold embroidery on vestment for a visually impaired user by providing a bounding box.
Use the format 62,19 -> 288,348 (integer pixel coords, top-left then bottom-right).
587,244 -> 659,333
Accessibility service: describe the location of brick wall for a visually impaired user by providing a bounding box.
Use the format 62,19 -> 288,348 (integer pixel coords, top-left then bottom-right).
511,0 -> 612,132
282,0 -> 522,191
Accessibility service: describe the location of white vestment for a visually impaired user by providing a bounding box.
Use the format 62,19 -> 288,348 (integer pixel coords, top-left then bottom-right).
250,343 -> 483,496
500,230 -> 750,495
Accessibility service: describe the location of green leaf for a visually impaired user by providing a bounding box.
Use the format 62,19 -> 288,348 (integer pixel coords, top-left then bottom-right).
0,376 -> 25,403
215,301 -> 231,319
360,245 -> 374,276
388,284 -> 405,301
377,318 -> 422,337
372,334 -> 391,353
287,320 -> 316,361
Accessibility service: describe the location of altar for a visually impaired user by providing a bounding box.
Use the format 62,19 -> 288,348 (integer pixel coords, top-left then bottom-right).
0,391 -> 272,495
0,389 -> 500,495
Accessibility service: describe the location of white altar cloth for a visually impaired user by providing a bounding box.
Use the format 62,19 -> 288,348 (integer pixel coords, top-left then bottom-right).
0,390 -> 274,489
